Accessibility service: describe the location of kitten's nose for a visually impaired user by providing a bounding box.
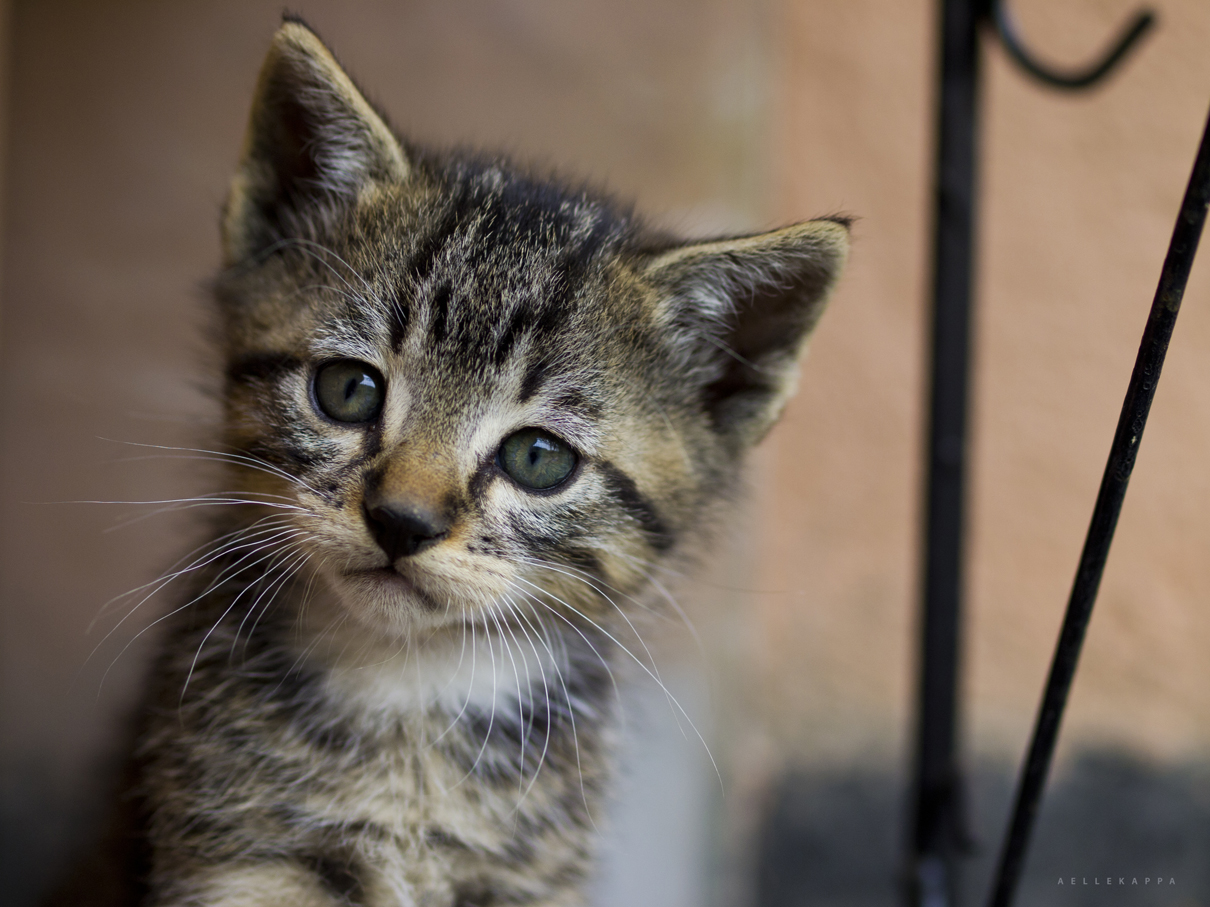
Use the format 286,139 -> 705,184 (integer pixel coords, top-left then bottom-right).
363,501 -> 451,560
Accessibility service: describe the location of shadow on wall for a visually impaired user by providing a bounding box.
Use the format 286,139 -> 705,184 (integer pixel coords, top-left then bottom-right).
757,752 -> 1210,907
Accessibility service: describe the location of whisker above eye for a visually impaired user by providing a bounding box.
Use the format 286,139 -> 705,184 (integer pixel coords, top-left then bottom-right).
257,236 -> 378,300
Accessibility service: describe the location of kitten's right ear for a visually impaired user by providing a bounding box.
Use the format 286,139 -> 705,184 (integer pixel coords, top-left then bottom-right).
642,218 -> 849,447
222,19 -> 410,265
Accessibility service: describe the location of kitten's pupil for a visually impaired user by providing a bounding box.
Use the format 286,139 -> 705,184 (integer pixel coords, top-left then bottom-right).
528,437 -> 551,464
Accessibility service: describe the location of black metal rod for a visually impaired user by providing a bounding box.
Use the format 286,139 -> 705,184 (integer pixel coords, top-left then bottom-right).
986,102 -> 1210,907
907,1 -> 984,904
992,1 -> 1155,91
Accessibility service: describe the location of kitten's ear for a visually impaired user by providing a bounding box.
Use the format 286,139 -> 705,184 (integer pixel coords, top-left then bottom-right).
643,218 -> 849,446
222,19 -> 410,264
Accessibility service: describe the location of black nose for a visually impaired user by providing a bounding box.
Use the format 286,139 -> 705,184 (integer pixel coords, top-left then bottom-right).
363,502 -> 450,561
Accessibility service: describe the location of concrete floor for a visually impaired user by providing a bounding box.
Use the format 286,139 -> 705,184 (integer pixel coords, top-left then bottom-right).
757,753 -> 1210,907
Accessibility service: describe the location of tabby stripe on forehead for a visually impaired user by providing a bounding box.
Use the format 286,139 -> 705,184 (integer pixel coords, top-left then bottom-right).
518,357 -> 549,403
554,213 -> 615,286
387,291 -> 410,352
598,462 -> 673,551
493,305 -> 534,369
225,353 -> 303,386
554,389 -> 602,419
498,296 -> 567,374
428,283 -> 451,344
408,195 -> 465,283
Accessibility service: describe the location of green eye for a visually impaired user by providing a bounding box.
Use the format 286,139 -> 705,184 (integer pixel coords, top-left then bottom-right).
313,360 -> 385,423
498,428 -> 578,491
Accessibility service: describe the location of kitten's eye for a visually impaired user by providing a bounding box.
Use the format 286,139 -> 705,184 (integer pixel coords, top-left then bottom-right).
498,428 -> 578,491
313,360 -> 385,424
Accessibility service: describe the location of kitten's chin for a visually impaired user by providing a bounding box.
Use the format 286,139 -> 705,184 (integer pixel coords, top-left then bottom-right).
324,565 -> 457,637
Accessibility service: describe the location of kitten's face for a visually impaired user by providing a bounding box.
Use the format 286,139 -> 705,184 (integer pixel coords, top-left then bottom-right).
214,22 -> 847,642
220,179 -> 709,639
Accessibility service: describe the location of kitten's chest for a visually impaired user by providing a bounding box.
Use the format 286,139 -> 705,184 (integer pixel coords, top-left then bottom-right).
151,609 -> 610,904
297,709 -> 530,842
270,637 -> 606,902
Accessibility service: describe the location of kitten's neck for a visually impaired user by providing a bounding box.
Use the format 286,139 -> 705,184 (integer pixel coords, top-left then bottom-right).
295,587 -> 578,726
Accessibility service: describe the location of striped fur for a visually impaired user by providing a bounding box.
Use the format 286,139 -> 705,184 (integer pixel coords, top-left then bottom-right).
51,17 -> 848,907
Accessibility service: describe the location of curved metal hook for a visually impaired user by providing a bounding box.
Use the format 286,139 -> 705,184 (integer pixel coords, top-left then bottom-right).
991,0 -> 1156,90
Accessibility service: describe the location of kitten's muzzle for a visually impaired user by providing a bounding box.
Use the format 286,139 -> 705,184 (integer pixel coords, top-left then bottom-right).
363,500 -> 451,561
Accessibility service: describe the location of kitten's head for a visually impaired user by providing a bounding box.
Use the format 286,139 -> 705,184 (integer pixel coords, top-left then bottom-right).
214,20 -> 848,641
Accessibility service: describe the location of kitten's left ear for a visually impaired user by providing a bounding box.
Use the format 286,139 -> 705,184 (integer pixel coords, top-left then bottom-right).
643,218 -> 850,447
222,18 -> 410,265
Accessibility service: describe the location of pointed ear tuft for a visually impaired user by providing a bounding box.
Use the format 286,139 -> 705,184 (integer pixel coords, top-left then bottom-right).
222,21 -> 410,265
643,218 -> 849,446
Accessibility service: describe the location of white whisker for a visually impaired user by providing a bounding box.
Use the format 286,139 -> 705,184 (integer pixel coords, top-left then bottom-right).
88,515 -> 295,631
501,582 -> 599,828
179,539 -> 310,702
508,574 -> 721,791
499,594 -> 557,807
88,523 -> 303,671
613,550 -> 705,655
487,606 -> 527,791
234,547 -> 314,657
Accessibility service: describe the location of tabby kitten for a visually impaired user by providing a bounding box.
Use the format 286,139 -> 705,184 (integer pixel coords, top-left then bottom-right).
57,17 -> 847,907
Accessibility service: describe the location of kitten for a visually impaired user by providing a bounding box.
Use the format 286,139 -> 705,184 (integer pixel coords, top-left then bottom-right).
52,16 -> 847,907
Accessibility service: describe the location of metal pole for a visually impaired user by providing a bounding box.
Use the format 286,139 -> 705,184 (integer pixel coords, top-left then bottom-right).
907,1 -> 983,903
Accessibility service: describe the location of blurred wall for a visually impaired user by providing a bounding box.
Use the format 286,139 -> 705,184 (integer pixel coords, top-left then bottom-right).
4,1 -> 1210,904
743,0 -> 1210,769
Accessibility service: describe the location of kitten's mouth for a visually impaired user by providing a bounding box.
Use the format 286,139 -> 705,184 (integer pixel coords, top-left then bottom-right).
343,566 -> 443,612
